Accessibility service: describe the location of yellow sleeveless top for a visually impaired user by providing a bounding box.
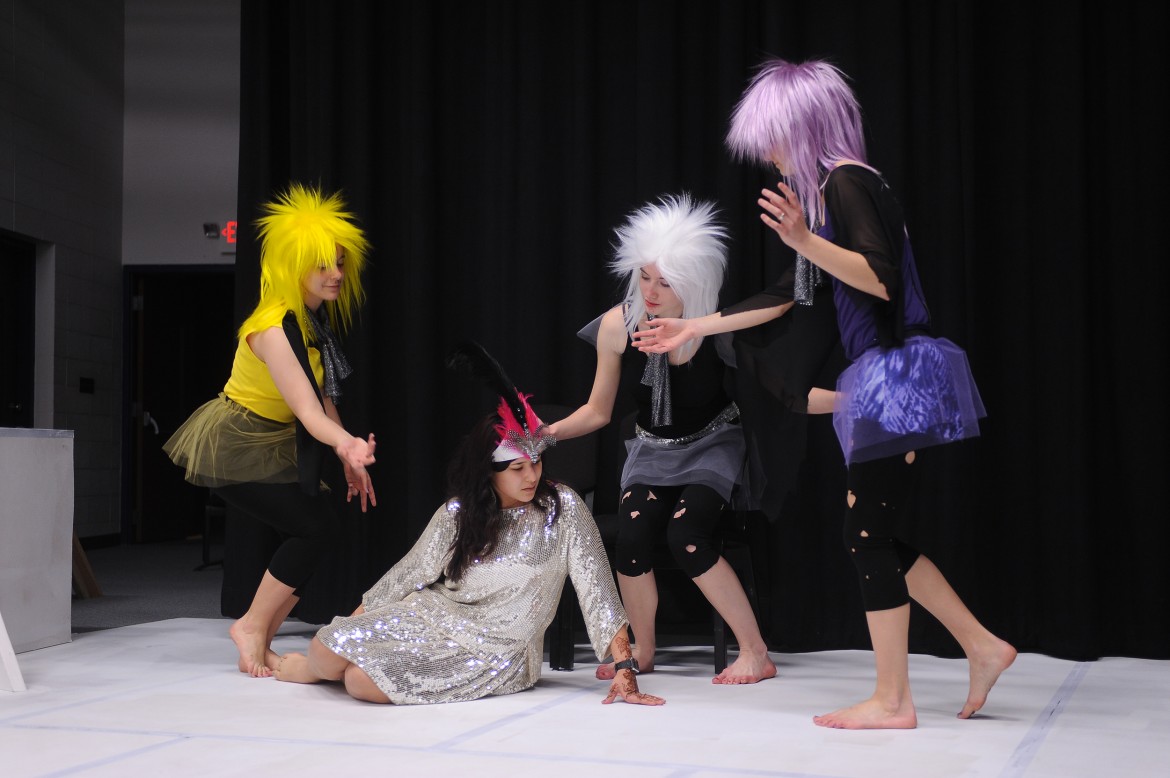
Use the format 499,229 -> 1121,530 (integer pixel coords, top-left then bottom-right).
223,309 -> 324,423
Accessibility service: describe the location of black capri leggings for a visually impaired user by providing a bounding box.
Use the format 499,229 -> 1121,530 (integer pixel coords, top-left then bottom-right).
844,451 -> 923,612
614,483 -> 726,579
212,481 -> 337,591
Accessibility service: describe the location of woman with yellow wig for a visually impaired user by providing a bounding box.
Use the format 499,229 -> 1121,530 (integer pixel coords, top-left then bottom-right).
165,184 -> 377,677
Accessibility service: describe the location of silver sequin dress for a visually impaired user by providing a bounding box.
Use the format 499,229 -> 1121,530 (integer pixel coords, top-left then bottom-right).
316,484 -> 627,704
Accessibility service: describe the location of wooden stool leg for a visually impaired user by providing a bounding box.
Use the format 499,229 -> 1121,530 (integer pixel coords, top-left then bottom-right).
71,533 -> 102,599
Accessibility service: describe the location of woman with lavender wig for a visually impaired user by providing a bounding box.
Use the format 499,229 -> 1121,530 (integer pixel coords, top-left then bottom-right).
636,57 -> 1016,729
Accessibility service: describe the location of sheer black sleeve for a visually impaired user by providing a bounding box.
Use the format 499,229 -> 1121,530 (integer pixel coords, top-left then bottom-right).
824,165 -> 909,346
720,262 -> 795,316
823,165 -> 904,295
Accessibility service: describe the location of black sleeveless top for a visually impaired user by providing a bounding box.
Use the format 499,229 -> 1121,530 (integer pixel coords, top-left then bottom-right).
620,334 -> 732,440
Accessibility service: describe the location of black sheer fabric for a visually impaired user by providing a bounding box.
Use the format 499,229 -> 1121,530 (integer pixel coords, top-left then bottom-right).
233,0 -> 1170,660
731,292 -> 846,519
721,266 -> 795,316
824,166 -> 904,300
823,165 -> 918,350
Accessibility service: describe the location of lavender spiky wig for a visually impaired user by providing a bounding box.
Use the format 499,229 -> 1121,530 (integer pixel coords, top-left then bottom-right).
726,58 -> 871,229
609,194 -> 728,359
239,183 -> 369,344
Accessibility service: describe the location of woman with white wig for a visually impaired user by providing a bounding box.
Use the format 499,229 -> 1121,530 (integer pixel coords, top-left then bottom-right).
547,194 -> 776,685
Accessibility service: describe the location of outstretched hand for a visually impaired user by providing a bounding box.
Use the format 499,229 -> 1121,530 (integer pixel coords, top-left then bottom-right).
344,463 -> 376,511
602,669 -> 665,706
630,318 -> 693,355
337,433 -> 377,511
759,180 -> 810,250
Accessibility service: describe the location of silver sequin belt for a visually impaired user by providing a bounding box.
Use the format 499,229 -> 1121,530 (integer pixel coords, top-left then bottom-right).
634,403 -> 740,447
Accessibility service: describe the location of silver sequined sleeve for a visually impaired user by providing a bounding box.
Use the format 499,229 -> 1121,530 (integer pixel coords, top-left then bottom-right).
560,487 -> 629,660
361,502 -> 456,611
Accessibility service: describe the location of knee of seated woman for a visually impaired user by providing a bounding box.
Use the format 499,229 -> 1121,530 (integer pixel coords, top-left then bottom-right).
667,539 -> 720,578
343,664 -> 389,703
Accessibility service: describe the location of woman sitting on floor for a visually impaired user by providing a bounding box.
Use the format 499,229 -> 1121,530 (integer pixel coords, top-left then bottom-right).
274,343 -> 664,707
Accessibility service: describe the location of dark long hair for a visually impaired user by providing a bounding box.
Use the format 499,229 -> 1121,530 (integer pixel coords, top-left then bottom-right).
444,413 -> 560,581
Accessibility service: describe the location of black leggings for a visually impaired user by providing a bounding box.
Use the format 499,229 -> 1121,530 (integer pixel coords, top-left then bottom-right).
614,483 -> 726,579
213,481 -> 336,591
844,451 -> 922,612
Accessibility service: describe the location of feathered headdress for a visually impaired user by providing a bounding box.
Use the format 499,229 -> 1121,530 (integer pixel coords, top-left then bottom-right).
445,341 -> 555,464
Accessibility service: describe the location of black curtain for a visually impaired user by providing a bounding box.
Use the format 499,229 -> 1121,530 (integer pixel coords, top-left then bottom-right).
233,0 -> 1170,660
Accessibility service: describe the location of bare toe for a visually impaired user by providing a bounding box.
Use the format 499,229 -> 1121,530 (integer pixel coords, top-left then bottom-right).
813,697 -> 916,730
959,639 -> 1017,718
229,619 -> 270,677
712,653 -> 777,685
273,653 -> 318,684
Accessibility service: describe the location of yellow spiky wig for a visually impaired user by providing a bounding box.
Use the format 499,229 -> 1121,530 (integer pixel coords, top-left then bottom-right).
238,183 -> 369,344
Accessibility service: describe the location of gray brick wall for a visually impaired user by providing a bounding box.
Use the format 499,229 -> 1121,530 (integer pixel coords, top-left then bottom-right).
1,0 -> 125,537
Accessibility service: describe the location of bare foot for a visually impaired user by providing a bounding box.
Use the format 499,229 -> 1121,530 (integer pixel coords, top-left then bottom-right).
273,652 -> 320,684
712,650 -> 778,685
814,696 -> 917,730
239,648 -> 282,675
230,618 -> 271,678
958,638 -> 1017,719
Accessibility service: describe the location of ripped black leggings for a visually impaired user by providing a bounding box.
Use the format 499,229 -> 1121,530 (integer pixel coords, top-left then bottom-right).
614,483 -> 726,579
844,451 -> 923,612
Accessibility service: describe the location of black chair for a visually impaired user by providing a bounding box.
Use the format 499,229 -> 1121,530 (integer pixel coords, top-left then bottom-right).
709,510 -> 769,672
195,491 -> 225,571
590,411 -> 765,674
537,404 -> 599,671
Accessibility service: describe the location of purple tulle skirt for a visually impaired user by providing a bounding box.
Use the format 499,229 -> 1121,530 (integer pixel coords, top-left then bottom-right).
833,336 -> 986,465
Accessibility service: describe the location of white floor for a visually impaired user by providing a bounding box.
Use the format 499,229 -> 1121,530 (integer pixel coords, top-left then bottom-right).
2,619 -> 1168,777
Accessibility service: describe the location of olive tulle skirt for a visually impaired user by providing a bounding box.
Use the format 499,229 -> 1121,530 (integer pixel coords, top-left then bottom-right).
163,393 -> 298,488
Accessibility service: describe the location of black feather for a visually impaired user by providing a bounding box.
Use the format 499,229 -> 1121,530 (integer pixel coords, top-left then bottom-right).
445,341 -> 528,428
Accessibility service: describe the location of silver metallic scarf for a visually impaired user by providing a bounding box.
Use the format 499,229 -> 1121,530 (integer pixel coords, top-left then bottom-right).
306,306 -> 352,402
640,316 -> 673,427
793,219 -> 826,307
793,253 -> 825,305
640,352 -> 673,427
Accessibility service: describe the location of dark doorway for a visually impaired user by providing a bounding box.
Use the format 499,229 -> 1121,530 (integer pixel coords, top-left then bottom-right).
0,230 -> 36,428
124,266 -> 236,543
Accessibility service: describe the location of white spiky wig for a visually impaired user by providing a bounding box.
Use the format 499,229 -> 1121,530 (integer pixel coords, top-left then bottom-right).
609,194 -> 728,360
